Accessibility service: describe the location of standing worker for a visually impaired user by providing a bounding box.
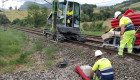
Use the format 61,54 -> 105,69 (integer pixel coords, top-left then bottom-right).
90,50 -> 114,80
114,11 -> 136,57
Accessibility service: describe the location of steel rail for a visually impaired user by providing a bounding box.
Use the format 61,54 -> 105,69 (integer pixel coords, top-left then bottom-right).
11,26 -> 140,61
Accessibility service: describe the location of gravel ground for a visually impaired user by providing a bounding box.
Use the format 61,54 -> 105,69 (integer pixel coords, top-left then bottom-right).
0,31 -> 140,80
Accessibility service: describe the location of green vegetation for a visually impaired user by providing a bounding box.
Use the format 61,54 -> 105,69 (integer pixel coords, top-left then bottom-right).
82,31 -> 104,36
0,14 -> 10,25
81,0 -> 140,34
81,21 -> 106,36
9,50 -> 33,65
33,40 -> 44,51
0,10 -> 28,21
0,26 -> 60,74
10,5 -> 49,28
0,26 -> 31,74
0,28 -> 28,56
27,5 -> 48,27
43,44 -> 59,68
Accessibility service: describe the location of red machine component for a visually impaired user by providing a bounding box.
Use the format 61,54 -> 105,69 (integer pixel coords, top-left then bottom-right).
111,9 -> 140,46
75,66 -> 90,80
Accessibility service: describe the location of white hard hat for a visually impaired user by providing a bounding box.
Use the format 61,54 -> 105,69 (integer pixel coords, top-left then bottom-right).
95,50 -> 103,57
114,11 -> 122,19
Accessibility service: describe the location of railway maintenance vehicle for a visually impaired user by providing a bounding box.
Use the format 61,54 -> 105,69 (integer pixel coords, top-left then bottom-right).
44,0 -> 86,42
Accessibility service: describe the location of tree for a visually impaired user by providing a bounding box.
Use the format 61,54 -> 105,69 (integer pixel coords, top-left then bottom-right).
82,22 -> 90,31
11,18 -> 21,25
27,4 -> 41,27
81,13 -> 89,22
40,7 -> 48,26
15,6 -> 17,10
81,4 -> 96,16
0,14 -> 10,25
9,6 -> 12,10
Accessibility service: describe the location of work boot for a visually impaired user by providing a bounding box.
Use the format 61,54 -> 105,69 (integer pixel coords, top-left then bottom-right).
115,55 -> 123,58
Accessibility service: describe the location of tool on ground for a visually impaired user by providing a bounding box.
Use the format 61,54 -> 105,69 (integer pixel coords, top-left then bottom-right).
57,58 -> 67,68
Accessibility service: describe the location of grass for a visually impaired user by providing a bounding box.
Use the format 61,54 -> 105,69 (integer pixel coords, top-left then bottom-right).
43,44 -> 59,68
81,31 -> 104,36
0,26 -> 32,74
0,26 -> 60,74
9,50 -> 33,65
0,28 -> 28,56
0,10 -> 28,22
33,40 -> 44,51
125,2 -> 140,9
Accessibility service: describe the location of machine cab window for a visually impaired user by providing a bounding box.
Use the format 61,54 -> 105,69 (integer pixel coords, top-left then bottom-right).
58,1 -> 80,28
58,2 -> 66,25
67,2 -> 80,28
73,2 -> 80,28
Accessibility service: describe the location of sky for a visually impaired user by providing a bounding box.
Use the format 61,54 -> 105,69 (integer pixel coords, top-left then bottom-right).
0,0 -> 128,9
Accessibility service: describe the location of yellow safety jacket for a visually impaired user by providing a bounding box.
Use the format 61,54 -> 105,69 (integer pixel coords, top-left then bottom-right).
92,58 -> 112,71
67,10 -> 73,16
119,16 -> 135,31
67,10 -> 73,23
92,58 -> 113,77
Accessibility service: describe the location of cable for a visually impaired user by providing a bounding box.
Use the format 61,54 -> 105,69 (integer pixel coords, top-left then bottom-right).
44,0 -> 52,5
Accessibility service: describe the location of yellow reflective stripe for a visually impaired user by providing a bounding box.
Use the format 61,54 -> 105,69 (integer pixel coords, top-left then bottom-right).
118,51 -> 123,53
108,29 -> 114,33
100,67 -> 113,71
128,48 -> 132,49
62,20 -> 64,23
102,72 -> 114,75
67,19 -> 70,23
119,47 -> 124,50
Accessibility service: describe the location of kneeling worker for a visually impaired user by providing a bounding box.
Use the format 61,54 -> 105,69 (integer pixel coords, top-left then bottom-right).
90,50 -> 114,80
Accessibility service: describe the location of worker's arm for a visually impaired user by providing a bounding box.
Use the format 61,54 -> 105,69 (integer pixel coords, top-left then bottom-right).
90,62 -> 98,78
90,70 -> 94,78
120,24 -> 125,40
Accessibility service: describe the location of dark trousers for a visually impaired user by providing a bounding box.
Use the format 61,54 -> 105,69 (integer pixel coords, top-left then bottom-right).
96,71 -> 114,80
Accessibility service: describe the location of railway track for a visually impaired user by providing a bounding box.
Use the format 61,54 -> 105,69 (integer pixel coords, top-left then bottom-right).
11,26 -> 140,61
13,26 -> 44,36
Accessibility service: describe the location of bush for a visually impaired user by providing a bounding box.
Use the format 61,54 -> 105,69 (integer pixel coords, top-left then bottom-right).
82,23 -> 90,31
90,22 -> 104,31
0,14 -> 10,25
11,18 -> 21,25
